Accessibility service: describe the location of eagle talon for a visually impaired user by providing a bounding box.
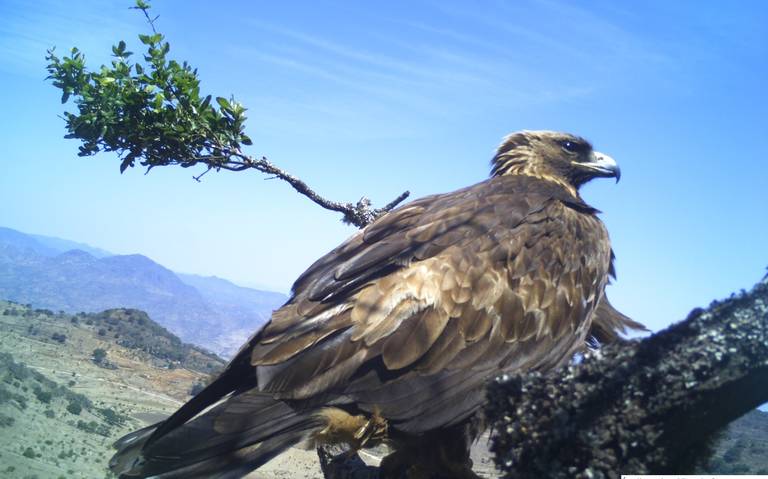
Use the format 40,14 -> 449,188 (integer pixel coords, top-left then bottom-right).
352,410 -> 388,449
314,407 -> 389,452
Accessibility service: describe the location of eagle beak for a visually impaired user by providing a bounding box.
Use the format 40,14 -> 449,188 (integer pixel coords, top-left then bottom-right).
581,151 -> 621,183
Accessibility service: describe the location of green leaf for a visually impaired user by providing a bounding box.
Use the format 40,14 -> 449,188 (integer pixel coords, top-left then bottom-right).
216,97 -> 231,110
200,95 -> 211,111
138,34 -> 162,46
120,158 -> 132,173
112,40 -> 126,57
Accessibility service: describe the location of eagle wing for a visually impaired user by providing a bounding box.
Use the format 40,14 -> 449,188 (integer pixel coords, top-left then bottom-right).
241,175 -> 612,430
115,175 -> 614,477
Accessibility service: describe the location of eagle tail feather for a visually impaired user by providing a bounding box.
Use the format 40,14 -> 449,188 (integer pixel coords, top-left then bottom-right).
110,391 -> 324,478
589,295 -> 648,346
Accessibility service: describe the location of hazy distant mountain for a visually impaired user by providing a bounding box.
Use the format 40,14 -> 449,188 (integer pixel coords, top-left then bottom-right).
0,226 -> 61,257
0,227 -> 286,356
176,273 -> 287,353
30,231 -> 112,258
0,226 -> 112,258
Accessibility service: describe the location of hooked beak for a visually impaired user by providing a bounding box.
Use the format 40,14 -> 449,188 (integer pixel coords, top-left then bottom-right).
580,151 -> 621,183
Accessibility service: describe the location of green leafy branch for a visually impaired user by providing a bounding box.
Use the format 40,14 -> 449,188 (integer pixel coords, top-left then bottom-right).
45,0 -> 408,227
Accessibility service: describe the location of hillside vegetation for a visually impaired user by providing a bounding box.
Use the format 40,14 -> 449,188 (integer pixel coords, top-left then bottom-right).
2,303 -> 225,374
699,409 -> 768,474
0,352 -> 131,478
0,301 -> 225,478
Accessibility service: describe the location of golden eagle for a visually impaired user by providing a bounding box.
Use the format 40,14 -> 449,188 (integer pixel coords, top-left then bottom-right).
111,130 -> 639,478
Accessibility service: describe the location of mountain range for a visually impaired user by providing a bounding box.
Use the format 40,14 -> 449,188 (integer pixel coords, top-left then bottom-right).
0,226 -> 287,357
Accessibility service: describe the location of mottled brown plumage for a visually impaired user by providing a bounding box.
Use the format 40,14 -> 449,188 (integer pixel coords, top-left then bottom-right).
110,130 -> 636,478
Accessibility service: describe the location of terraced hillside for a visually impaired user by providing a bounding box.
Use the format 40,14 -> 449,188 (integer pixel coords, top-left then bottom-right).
0,301 -> 225,478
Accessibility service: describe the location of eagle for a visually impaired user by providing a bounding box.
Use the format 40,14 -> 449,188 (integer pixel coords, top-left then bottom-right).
110,130 -> 641,478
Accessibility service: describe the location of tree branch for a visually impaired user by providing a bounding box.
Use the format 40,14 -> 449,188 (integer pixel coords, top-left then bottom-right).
486,273 -> 768,478
46,0 -> 410,229
184,151 -> 411,227
317,445 -> 380,479
231,152 -> 410,228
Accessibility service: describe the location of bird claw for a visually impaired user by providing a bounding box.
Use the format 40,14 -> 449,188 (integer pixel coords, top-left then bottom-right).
351,410 -> 388,450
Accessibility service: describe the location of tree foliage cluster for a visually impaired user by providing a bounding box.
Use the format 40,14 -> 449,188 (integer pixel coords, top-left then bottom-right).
45,1 -> 251,176
45,0 -> 408,226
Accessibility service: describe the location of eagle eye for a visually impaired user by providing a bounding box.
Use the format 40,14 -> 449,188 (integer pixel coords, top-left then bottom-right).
560,140 -> 578,153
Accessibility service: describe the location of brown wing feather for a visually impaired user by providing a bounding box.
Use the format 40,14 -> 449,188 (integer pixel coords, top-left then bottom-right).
244,176 -> 610,416
170,174 -> 612,436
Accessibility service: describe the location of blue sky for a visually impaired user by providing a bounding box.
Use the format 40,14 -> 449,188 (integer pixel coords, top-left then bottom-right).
0,0 -> 766,333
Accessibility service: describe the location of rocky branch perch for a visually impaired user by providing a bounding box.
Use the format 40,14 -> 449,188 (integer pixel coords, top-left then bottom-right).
486,274 -> 768,478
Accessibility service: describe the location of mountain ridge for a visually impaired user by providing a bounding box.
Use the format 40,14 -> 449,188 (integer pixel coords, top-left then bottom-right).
0,226 -> 287,357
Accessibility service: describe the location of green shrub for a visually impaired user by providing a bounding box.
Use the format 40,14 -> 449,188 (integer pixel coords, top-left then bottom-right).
51,332 -> 67,343
34,387 -> 53,404
66,401 -> 82,415
76,420 -> 111,436
58,449 -> 75,459
22,447 -> 35,458
0,413 -> 14,427
0,385 -> 10,404
98,407 -> 128,426
189,382 -> 205,396
92,348 -> 107,364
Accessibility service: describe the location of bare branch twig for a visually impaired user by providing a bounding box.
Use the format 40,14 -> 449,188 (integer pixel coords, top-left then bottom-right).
222,151 -> 410,228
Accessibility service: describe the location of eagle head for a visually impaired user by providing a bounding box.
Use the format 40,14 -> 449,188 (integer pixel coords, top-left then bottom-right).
490,130 -> 620,193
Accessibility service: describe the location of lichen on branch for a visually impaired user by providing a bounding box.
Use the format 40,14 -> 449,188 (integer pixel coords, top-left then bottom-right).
486,274 -> 768,478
